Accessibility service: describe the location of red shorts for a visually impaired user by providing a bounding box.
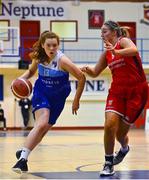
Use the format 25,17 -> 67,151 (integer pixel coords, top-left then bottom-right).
105,82 -> 148,124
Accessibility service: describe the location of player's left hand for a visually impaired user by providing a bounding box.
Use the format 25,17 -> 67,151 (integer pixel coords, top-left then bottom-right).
72,100 -> 79,115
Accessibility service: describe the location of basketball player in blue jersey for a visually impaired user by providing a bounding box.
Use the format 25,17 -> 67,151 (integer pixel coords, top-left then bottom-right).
12,31 -> 86,173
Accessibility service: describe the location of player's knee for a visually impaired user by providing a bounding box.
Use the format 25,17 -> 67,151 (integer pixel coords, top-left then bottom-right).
36,122 -> 50,133
104,122 -> 117,134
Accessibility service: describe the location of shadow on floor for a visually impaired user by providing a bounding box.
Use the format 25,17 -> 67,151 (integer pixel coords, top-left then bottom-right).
31,170 -> 149,179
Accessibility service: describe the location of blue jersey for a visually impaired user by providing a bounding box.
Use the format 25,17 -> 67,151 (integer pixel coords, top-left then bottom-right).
32,50 -> 71,125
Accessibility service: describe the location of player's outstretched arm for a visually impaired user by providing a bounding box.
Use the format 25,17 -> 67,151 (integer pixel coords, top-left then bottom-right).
81,51 -> 107,77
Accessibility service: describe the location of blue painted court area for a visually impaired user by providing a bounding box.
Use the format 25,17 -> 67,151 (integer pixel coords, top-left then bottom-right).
31,170 -> 149,179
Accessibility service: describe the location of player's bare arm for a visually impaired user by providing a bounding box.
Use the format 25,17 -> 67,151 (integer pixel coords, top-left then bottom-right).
20,59 -> 38,79
81,51 -> 107,77
105,38 -> 138,56
59,56 -> 86,115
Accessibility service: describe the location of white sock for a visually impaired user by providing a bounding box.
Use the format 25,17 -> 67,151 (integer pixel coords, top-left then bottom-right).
120,145 -> 129,153
19,147 -> 31,160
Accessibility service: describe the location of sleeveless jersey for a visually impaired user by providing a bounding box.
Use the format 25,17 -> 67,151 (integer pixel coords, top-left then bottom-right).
33,50 -> 71,101
106,38 -> 146,87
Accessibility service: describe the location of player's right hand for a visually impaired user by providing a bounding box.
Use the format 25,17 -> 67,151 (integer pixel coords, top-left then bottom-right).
80,66 -> 90,73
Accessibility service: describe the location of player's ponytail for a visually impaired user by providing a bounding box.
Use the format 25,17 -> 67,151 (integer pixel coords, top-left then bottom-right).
120,27 -> 130,38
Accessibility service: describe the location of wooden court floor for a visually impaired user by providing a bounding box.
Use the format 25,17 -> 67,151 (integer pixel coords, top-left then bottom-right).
0,129 -> 149,179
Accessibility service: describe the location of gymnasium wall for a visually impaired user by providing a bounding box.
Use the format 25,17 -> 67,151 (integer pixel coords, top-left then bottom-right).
0,0 -> 149,128
0,66 -> 111,128
1,66 -> 149,128
1,1 -> 149,38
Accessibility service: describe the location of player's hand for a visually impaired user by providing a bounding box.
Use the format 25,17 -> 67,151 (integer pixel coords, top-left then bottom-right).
80,66 -> 92,73
104,40 -> 115,51
72,99 -> 79,115
104,40 -> 116,55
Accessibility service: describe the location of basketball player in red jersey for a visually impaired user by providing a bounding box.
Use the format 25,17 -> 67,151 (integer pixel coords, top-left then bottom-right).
81,20 -> 148,176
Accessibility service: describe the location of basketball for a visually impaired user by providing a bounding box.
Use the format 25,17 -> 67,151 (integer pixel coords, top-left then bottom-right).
11,78 -> 32,99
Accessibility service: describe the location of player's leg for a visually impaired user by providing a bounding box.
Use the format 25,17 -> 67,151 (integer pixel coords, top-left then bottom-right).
114,82 -> 148,165
100,111 -> 121,176
24,108 -> 52,150
113,120 -> 130,165
12,108 -> 52,173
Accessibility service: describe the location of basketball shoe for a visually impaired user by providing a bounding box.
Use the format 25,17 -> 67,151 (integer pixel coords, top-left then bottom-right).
113,146 -> 130,165
100,161 -> 115,176
12,158 -> 28,173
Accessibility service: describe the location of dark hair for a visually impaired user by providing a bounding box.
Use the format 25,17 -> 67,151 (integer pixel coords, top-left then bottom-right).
104,20 -> 127,37
29,31 -> 60,63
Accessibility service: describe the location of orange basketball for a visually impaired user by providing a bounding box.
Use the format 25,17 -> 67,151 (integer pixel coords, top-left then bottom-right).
11,78 -> 32,99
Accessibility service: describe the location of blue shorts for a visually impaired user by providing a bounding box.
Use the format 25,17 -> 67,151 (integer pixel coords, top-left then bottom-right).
32,86 -> 71,125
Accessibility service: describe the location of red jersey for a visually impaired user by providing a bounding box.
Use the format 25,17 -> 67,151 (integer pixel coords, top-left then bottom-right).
106,38 -> 146,87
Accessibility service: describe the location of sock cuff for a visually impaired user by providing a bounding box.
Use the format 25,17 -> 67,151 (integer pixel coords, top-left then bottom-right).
22,147 -> 31,153
105,154 -> 114,163
19,147 -> 31,160
105,154 -> 113,157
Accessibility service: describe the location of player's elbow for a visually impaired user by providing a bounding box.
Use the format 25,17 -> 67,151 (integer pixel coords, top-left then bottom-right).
92,69 -> 101,78
128,47 -> 138,56
133,47 -> 138,55
92,72 -> 98,78
29,69 -> 36,77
